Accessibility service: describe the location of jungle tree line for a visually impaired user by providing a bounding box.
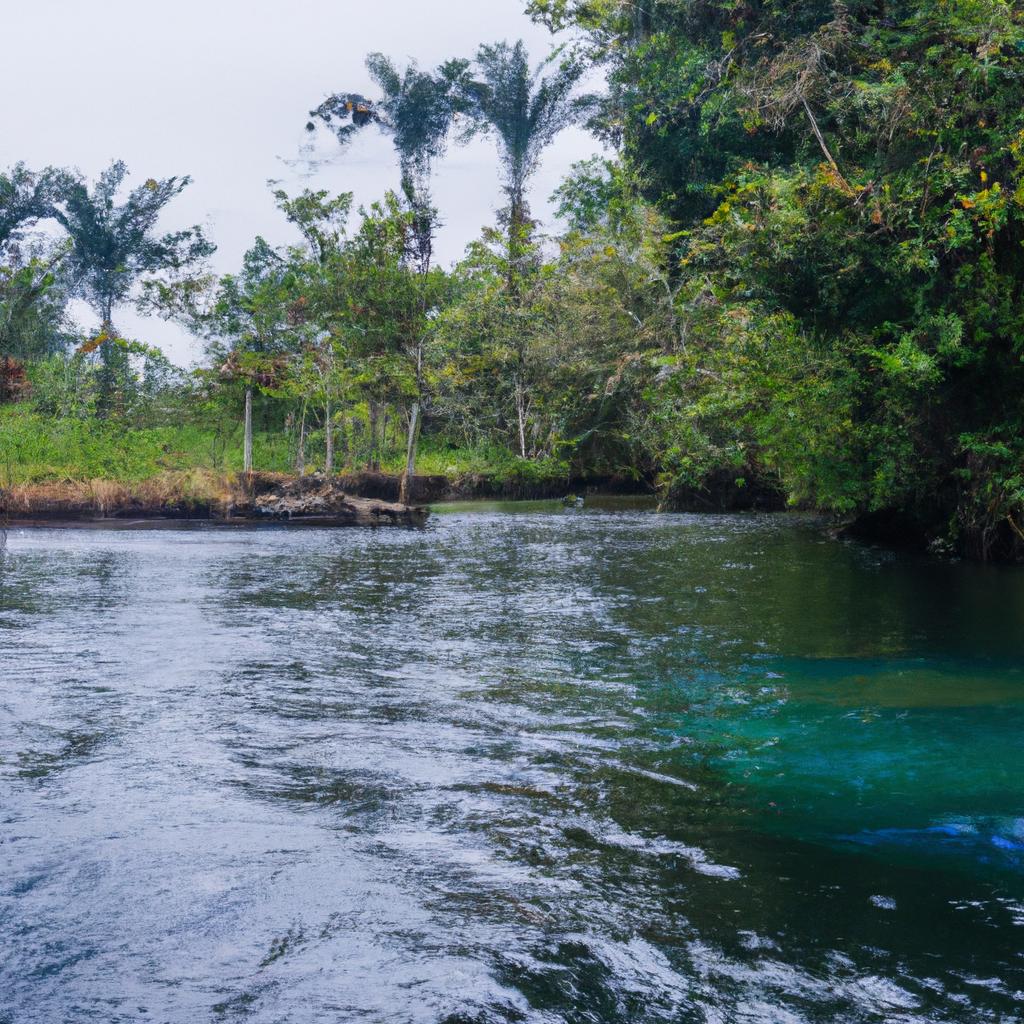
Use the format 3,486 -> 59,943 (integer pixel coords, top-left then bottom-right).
299,0 -> 1024,557
293,0 -> 1024,563
4,2 -> 1024,559
0,39 -> 596,502
519,0 -> 1024,559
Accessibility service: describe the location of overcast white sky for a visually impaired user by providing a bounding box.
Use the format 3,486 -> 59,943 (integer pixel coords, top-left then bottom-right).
1,0 -> 599,364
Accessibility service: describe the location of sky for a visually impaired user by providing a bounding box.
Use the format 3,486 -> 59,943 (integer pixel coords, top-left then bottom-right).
1,0 -> 600,365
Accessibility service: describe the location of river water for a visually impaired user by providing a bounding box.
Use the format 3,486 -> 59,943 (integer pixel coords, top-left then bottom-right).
1,504 -> 1022,1023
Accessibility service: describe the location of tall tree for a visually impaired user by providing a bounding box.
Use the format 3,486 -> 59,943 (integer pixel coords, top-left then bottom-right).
447,42 -> 589,457
307,55 -> 469,272
462,41 -> 589,281
0,165 -> 75,360
53,161 -> 214,414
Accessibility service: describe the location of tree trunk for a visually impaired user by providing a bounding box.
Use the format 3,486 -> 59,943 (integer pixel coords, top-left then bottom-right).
324,398 -> 334,476
96,309 -> 119,419
507,187 -> 527,299
296,402 -> 307,476
399,401 -> 421,506
243,386 -> 254,474
515,379 -> 528,459
801,97 -> 853,194
368,401 -> 380,471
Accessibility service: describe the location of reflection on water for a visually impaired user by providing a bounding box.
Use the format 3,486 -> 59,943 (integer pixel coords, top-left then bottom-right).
1,506 -> 1022,1023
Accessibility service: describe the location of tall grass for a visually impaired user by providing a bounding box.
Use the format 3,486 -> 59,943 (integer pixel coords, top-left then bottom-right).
0,404 -> 569,488
0,405 -> 292,485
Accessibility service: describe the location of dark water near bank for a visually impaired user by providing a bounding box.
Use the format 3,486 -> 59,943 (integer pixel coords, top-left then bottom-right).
1,505 -> 1023,1023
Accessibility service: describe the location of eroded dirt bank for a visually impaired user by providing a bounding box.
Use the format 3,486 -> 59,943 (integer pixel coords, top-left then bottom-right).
0,473 -> 428,527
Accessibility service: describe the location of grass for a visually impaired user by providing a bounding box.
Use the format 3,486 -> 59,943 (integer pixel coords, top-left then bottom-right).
1,471 -> 233,515
0,405 -> 292,485
0,404 -> 571,488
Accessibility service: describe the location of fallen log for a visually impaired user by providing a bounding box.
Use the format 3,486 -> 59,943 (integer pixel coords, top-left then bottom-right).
226,475 -> 429,527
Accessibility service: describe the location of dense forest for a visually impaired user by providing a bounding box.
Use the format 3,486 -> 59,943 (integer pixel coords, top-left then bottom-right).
2,0 -> 1023,559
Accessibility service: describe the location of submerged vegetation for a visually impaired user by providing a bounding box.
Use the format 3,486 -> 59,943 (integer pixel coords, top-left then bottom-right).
3,0 -> 1024,558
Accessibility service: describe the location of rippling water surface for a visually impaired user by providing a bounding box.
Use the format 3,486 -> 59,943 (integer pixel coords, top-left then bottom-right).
1,504 -> 1023,1023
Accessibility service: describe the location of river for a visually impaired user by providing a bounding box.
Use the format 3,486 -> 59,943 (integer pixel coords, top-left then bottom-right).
1,503 -> 1022,1022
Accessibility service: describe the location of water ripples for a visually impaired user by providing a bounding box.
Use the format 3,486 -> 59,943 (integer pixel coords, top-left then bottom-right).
1,510 -> 1022,1022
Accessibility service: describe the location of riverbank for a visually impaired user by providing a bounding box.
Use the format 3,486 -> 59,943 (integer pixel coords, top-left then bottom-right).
0,467 -> 785,527
0,406 -> 585,495
0,470 -> 619,521
0,472 -> 428,527
4,407 -> 1020,558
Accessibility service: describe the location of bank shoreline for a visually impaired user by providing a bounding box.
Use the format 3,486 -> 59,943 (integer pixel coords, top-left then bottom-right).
0,473 -> 429,528
0,466 -> 785,526
5,470 -> 1021,563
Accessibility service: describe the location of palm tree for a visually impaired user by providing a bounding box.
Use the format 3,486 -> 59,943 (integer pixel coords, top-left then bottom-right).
463,41 -> 589,278
53,161 -> 214,415
458,42 -> 589,457
307,55 -> 469,272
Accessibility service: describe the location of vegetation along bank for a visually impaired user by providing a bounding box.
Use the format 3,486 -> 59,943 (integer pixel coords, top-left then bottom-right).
3,1 -> 1024,557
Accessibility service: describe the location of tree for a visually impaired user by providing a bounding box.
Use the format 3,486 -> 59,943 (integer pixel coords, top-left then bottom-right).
442,226 -> 545,459
0,164 -> 76,361
437,160 -> 675,470
335,194 -> 451,500
307,54 -> 469,272
461,41 -> 589,282
309,58 -> 468,498
434,42 -> 590,460
273,187 -> 355,475
53,161 -> 214,414
204,238 -> 300,473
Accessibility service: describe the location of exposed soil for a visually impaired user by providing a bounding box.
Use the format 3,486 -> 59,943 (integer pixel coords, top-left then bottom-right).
0,467 -> 787,529
0,473 -> 428,528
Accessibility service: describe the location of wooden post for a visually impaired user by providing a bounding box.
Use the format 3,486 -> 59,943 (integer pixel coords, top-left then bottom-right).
243,386 -> 254,474
324,398 -> 334,476
399,401 -> 420,505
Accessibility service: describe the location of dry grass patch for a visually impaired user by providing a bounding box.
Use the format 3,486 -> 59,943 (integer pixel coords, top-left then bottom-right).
0,471 -> 236,517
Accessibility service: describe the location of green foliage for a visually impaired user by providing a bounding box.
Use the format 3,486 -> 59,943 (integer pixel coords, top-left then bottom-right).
460,40 -> 590,254
0,403 -> 292,485
53,161 -> 214,328
0,164 -> 76,359
522,0 -> 1024,558
0,254 -> 74,361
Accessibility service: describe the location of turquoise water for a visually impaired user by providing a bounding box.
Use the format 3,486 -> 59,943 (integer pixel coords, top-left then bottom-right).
0,507 -> 1022,1021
